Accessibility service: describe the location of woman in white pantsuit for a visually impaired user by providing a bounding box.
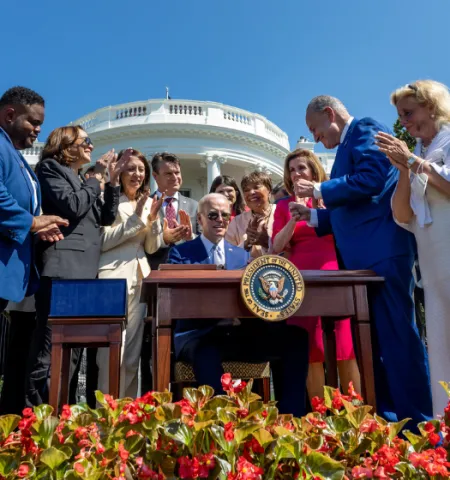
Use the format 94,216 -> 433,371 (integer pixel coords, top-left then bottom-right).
376,80 -> 450,416
97,149 -> 163,398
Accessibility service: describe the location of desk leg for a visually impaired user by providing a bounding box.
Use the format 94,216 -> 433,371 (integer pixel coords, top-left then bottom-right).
156,327 -> 172,392
49,326 -> 63,412
60,347 -> 71,406
322,317 -> 338,388
352,285 -> 376,409
108,325 -> 122,399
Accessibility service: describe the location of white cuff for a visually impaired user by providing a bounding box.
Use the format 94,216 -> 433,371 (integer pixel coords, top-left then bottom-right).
307,209 -> 318,227
313,182 -> 322,199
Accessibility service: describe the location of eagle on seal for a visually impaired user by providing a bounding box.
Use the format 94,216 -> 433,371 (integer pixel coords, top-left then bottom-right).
259,275 -> 285,300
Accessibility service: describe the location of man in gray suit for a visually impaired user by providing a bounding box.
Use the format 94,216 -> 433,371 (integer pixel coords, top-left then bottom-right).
147,152 -> 201,270
141,152 -> 201,392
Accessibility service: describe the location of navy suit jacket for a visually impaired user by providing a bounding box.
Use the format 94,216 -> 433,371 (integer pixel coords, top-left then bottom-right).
0,128 -> 41,302
316,118 -> 415,269
167,236 -> 250,354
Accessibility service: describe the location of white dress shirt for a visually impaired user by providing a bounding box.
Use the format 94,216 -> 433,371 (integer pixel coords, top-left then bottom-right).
200,234 -> 225,266
309,116 -> 355,226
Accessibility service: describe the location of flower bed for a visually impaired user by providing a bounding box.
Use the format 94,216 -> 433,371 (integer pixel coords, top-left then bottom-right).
0,375 -> 449,479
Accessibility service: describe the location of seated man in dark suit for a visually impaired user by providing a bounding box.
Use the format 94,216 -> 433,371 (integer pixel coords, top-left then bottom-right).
168,193 -> 309,417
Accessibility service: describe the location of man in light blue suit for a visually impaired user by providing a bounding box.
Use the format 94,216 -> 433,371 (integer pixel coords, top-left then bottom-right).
0,86 -> 68,312
290,95 -> 432,425
168,193 -> 309,417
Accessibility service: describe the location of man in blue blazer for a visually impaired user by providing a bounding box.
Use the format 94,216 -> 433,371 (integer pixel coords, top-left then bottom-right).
168,193 -> 309,417
290,95 -> 432,424
0,86 -> 68,313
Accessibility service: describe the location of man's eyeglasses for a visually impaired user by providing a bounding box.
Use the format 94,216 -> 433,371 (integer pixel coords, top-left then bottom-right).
207,211 -> 231,222
78,137 -> 93,147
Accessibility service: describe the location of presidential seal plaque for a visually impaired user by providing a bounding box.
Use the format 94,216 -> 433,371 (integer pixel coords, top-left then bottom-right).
241,255 -> 305,321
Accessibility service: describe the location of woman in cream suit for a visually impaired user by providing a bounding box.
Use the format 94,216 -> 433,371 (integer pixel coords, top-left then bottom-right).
97,149 -> 163,398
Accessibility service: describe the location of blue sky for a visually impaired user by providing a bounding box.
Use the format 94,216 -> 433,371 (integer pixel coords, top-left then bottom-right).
2,0 -> 449,152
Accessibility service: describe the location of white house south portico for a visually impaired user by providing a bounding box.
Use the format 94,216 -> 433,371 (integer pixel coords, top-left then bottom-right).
22,98 -> 335,199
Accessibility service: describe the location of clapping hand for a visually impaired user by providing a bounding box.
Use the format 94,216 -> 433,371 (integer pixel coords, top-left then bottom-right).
135,190 -> 150,218
179,210 -> 193,240
289,202 -> 311,222
375,132 -> 411,171
108,148 -> 134,186
148,193 -> 165,223
94,149 -> 115,180
244,215 -> 269,250
163,218 -> 188,245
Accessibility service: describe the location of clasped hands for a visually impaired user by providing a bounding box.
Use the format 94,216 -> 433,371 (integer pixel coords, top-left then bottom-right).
375,132 -> 412,171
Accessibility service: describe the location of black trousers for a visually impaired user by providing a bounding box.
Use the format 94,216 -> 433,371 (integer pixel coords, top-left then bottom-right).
178,320 -> 309,418
0,310 -> 36,414
0,299 -> 8,314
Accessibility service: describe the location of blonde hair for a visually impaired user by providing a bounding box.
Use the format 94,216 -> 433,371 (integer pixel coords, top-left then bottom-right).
391,80 -> 450,129
283,149 -> 327,196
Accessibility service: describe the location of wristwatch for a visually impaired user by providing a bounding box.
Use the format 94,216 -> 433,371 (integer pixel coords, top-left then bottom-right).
407,156 -> 417,169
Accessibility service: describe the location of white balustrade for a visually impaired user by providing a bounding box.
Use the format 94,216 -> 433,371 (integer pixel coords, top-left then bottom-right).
70,99 -> 290,150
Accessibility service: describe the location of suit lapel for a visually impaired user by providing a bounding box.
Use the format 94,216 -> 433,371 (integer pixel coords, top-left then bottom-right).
16,153 -> 37,214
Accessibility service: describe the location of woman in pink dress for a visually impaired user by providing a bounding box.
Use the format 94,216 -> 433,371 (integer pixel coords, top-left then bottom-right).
272,149 -> 360,401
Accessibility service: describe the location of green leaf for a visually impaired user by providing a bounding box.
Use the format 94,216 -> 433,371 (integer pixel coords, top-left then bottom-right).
0,453 -> 18,476
263,406 -> 279,427
214,456 -> 231,476
305,451 -> 345,480
440,381 -> 450,398
74,413 -> 95,427
348,437 -> 374,456
40,446 -> 69,470
151,391 -> 172,405
34,404 -> 54,421
217,407 -> 237,424
403,430 -> 428,451
234,422 -> 260,445
38,416 -> 60,448
183,388 -> 200,405
395,461 -> 418,478
388,418 -> 411,440
325,416 -> 352,434
198,385 -> 215,399
165,420 -> 193,448
252,428 -> 273,447
69,403 -> 90,417
0,414 -> 20,437
95,390 -> 106,406
124,434 -> 145,455
64,470 -> 81,480
323,386 -> 335,409
347,406 -> 372,428
202,396 -> 236,412
210,424 -> 233,452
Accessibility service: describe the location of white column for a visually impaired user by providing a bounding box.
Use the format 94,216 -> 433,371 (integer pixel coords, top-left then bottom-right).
206,154 -> 221,189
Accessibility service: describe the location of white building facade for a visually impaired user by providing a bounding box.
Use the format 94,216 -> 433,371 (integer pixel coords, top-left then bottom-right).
23,98 -> 335,199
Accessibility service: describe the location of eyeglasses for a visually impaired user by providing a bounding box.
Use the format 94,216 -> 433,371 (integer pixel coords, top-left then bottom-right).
78,137 -> 93,147
207,211 -> 231,222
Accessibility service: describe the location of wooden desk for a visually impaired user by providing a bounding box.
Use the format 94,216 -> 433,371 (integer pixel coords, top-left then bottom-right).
142,270 -> 384,408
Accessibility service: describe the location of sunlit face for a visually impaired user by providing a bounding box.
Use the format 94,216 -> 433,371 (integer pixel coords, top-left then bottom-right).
5,104 -> 45,150
198,196 -> 231,243
121,156 -> 147,196
67,130 -> 94,166
289,157 -> 314,185
396,96 -> 436,140
215,183 -> 237,206
243,182 -> 270,212
306,108 -> 341,149
153,161 -> 182,195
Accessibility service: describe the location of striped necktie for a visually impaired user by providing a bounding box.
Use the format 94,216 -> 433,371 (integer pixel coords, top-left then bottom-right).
165,197 -> 177,228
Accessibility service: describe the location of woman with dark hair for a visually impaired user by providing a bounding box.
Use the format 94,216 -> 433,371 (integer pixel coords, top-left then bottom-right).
209,175 -> 246,219
27,126 -> 129,406
272,149 -> 360,402
225,171 -> 275,258
96,149 -> 164,397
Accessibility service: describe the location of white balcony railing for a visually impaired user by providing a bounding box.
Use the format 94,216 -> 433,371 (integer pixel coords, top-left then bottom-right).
71,99 -> 290,150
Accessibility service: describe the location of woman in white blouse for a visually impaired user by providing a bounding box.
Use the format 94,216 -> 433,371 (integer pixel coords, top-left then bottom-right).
375,80 -> 450,416
97,149 -> 163,398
